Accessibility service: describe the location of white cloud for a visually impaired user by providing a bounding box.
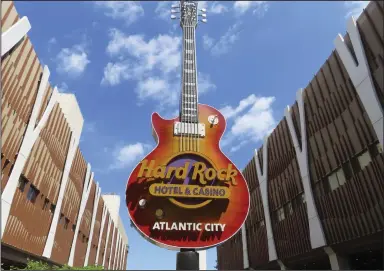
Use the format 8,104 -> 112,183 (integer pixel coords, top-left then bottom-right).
210,22 -> 243,56
95,1 -> 144,25
210,2 -> 229,14
198,72 -> 216,94
136,77 -> 178,105
233,1 -> 269,17
155,1 -> 179,20
220,94 -> 276,152
101,62 -> 131,86
102,28 -> 216,115
57,82 -> 69,93
105,29 -> 181,76
110,142 -> 152,170
220,94 -> 258,119
203,35 -> 214,50
344,1 -> 369,19
198,1 -> 229,14
56,43 -> 90,78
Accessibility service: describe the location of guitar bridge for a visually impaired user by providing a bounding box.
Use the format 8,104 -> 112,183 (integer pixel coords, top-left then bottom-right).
174,122 -> 205,137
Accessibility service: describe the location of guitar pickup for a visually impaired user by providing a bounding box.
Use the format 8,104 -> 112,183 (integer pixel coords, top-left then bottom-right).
174,122 -> 205,137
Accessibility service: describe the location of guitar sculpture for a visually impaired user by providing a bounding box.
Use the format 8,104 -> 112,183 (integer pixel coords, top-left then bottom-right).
126,0 -> 250,250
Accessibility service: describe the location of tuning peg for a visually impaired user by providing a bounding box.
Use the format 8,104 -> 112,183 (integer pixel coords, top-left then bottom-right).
200,8 -> 207,12
172,4 -> 180,8
200,18 -> 207,23
199,13 -> 207,18
171,15 -> 179,19
171,9 -> 179,13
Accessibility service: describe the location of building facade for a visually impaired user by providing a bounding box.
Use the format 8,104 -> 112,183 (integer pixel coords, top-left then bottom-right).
1,1 -> 128,269
217,1 -> 383,270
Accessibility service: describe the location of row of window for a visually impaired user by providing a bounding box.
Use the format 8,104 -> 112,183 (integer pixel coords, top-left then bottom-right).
274,193 -> 306,223
18,176 -> 78,234
322,143 -> 381,193
271,143 -> 381,223
17,176 -> 118,253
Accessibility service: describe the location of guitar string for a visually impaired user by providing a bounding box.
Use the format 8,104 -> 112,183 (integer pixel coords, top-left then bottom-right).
180,21 -> 185,153
187,25 -> 191,152
193,23 -> 198,153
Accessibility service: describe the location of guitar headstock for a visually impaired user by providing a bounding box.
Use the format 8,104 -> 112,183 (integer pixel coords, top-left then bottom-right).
171,1 -> 207,28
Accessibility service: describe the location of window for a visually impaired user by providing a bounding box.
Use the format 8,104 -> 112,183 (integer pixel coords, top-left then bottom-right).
358,150 -> 372,170
277,207 -> 285,222
42,198 -> 49,210
50,203 -> 56,214
18,176 -> 28,192
285,202 -> 293,216
377,143 -> 383,154
301,193 -> 306,204
64,218 -> 70,229
336,169 -> 346,186
328,168 -> 346,191
328,173 -> 339,191
27,185 -> 39,203
369,143 -> 383,157
59,213 -> 64,224
72,224 -> 76,232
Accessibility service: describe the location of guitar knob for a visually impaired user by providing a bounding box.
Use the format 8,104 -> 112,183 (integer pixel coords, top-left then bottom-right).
139,198 -> 147,208
155,209 -> 164,220
208,115 -> 219,125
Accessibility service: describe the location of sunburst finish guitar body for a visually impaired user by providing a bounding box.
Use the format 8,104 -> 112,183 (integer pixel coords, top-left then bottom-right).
126,1 -> 250,250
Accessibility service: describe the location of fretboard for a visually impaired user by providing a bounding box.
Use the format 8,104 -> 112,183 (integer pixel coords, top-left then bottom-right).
180,26 -> 198,123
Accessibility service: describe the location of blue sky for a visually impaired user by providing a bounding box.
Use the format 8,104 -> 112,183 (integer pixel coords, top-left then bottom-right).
14,1 -> 369,269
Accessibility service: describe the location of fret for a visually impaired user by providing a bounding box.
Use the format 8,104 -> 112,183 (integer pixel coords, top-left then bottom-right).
180,23 -> 198,122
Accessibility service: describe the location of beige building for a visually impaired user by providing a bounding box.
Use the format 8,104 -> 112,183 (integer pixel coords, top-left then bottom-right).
1,2 -> 129,269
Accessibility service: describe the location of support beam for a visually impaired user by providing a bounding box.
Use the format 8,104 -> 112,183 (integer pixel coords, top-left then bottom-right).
334,16 -> 383,148
43,134 -> 79,257
277,260 -> 288,270
102,217 -> 112,267
117,237 -> 123,270
67,166 -> 94,266
120,242 -> 125,270
241,225 -> 250,269
284,89 -> 327,249
108,226 -> 117,270
1,16 -> 31,57
324,247 -> 350,270
95,204 -> 108,265
113,235 -> 120,269
254,138 -> 278,261
1,66 -> 58,238
84,184 -> 101,266
116,237 -> 121,270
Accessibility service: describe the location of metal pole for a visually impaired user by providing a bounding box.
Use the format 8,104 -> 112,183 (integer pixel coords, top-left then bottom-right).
176,249 -> 200,270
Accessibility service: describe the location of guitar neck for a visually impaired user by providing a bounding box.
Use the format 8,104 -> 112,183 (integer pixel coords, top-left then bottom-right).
180,25 -> 199,123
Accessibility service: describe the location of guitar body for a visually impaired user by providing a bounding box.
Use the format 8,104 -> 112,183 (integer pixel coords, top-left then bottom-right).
126,104 -> 250,249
